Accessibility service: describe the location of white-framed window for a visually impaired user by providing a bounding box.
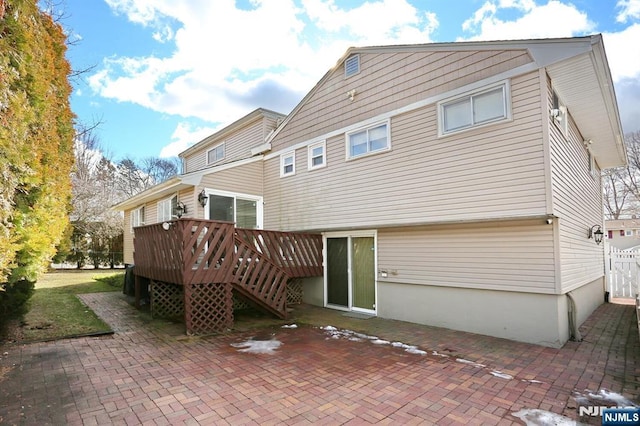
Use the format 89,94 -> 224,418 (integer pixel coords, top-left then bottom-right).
157,195 -> 178,222
625,230 -> 633,237
308,141 -> 326,170
281,152 -> 295,177
204,189 -> 263,229
345,54 -> 360,78
346,121 -> 390,159
207,143 -> 225,165
439,82 -> 510,135
130,206 -> 145,232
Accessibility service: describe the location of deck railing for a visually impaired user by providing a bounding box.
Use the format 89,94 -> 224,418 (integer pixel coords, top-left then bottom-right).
234,228 -> 323,278
133,219 -> 236,285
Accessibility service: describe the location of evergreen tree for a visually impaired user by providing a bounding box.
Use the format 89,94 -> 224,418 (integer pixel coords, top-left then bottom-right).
0,0 -> 74,319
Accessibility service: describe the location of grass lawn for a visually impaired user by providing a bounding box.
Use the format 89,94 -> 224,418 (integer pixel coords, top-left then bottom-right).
18,270 -> 124,342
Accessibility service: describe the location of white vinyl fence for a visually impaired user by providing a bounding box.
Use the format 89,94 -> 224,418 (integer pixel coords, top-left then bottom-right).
606,246 -> 640,299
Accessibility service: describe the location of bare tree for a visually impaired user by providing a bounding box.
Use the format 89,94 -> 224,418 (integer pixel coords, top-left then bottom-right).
603,167 -> 631,219
140,157 -> 180,183
69,127 -> 124,267
602,131 -> 640,219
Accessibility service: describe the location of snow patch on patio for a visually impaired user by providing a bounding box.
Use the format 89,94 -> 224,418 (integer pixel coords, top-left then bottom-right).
281,324 -> 298,329
490,371 -> 513,380
320,326 -> 426,355
230,339 -> 282,354
573,389 -> 638,407
511,409 -> 576,425
456,358 -> 486,368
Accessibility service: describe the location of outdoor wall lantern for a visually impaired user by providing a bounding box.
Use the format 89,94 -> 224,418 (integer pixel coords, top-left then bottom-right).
198,189 -> 208,208
175,201 -> 187,218
588,224 -> 604,245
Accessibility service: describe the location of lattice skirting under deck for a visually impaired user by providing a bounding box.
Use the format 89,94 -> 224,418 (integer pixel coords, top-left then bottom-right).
287,279 -> 303,305
184,282 -> 233,335
150,280 -> 184,320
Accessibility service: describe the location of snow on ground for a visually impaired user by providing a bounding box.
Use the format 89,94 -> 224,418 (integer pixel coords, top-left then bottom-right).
455,358 -> 486,368
490,371 -> 514,380
281,324 -> 298,329
512,409 -> 577,425
573,389 -> 638,407
230,338 -> 282,354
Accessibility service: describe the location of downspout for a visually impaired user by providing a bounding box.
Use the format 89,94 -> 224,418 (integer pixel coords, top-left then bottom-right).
567,292 -> 582,342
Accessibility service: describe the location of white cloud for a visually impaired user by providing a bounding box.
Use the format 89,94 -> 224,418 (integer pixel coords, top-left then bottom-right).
604,24 -> 640,134
603,24 -> 640,82
302,0 -> 437,44
159,122 -> 219,158
461,0 -> 594,40
617,0 -> 640,23
90,0 -> 439,136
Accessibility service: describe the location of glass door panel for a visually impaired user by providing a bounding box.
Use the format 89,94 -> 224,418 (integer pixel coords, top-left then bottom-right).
236,198 -> 257,229
208,194 -> 234,222
352,237 -> 375,311
327,238 -> 348,307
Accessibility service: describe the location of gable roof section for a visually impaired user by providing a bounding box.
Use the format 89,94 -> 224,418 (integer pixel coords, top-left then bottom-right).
179,107 -> 285,159
267,35 -> 625,169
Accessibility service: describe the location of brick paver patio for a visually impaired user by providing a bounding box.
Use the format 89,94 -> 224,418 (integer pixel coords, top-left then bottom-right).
0,293 -> 638,425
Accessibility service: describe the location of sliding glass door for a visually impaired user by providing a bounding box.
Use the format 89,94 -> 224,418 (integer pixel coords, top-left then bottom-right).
325,233 -> 376,313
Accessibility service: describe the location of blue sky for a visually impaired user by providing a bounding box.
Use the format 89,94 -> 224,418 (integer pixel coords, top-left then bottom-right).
57,0 -> 640,161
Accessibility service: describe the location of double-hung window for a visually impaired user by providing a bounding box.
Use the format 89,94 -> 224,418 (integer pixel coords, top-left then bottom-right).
308,141 -> 326,170
131,206 -> 145,232
346,121 -> 390,159
207,143 -> 225,164
439,83 -> 509,135
158,195 -> 177,222
281,152 -> 295,177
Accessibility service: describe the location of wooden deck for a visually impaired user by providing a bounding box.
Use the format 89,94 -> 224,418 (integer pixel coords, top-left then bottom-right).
132,219 -> 323,334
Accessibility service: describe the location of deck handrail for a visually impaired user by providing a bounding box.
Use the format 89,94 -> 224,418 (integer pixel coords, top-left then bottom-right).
133,219 -> 323,285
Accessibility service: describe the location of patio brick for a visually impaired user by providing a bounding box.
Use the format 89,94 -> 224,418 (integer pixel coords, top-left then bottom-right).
0,291 -> 638,424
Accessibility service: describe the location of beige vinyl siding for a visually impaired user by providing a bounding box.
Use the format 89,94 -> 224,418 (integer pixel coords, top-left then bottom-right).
272,49 -> 532,151
264,72 -> 546,231
199,161 -> 263,195
124,208 -> 134,265
378,220 -> 556,293
178,188 -> 194,218
547,79 -> 604,292
184,119 -> 265,173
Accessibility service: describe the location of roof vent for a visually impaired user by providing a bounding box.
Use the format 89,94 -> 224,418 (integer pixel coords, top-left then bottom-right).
345,54 -> 360,78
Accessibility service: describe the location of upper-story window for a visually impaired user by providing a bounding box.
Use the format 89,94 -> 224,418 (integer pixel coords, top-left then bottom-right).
281,152 -> 295,177
439,83 -> 509,135
308,141 -> 326,170
158,195 -> 178,222
131,206 -> 145,232
346,121 -> 390,159
345,54 -> 360,78
207,143 -> 225,165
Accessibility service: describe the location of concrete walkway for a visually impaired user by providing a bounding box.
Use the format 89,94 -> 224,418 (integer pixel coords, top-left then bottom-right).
0,293 -> 638,425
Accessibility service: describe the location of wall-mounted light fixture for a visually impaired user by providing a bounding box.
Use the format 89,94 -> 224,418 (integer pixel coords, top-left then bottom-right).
346,89 -> 356,101
198,189 -> 208,208
174,201 -> 187,218
162,222 -> 172,231
587,224 -> 604,245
